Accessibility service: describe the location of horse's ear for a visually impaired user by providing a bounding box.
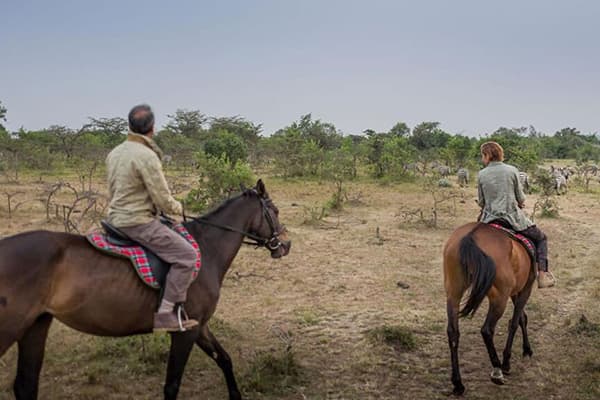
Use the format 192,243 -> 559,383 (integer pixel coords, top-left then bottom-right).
256,179 -> 267,198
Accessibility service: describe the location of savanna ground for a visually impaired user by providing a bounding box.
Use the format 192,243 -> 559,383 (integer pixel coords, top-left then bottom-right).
0,168 -> 599,400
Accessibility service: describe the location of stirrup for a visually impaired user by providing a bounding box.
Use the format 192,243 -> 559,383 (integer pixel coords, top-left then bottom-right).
175,303 -> 190,332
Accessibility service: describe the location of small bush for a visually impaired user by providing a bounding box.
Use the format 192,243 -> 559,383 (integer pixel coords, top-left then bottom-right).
367,325 -> 417,351
437,178 -> 452,187
295,309 -> 320,326
572,315 -> 600,337
242,348 -> 303,395
532,168 -> 560,219
301,205 -> 328,225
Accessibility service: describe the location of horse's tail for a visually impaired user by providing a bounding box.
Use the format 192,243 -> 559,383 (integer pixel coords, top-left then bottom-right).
458,225 -> 496,318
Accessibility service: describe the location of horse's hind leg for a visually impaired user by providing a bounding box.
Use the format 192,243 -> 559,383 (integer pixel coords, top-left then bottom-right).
196,325 -> 241,400
446,297 -> 465,396
501,286 -> 533,374
14,313 -> 53,400
481,294 -> 508,385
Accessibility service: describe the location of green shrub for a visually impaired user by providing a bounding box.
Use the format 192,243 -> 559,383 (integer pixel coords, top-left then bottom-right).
368,325 -> 417,351
242,349 -> 302,395
185,153 -> 254,212
204,129 -> 248,165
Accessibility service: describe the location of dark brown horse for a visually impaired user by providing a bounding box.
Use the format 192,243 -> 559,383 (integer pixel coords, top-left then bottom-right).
0,179 -> 290,400
443,222 -> 536,395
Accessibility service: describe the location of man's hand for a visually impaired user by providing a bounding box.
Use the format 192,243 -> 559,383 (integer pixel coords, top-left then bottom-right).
518,202 -> 525,209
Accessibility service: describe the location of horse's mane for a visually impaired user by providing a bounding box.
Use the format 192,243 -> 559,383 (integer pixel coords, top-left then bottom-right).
198,189 -> 258,220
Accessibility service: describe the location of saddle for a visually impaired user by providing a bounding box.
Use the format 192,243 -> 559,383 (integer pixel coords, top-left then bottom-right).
86,219 -> 201,290
488,222 -> 536,263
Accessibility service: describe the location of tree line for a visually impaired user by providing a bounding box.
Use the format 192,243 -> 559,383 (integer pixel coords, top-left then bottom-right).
2,100 -> 600,186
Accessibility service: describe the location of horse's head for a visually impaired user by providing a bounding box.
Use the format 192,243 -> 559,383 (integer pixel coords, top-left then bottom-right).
244,179 -> 291,258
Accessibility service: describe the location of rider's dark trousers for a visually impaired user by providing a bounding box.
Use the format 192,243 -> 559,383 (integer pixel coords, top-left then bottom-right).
518,225 -> 548,271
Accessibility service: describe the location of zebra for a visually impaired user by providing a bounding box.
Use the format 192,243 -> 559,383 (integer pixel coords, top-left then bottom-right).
553,169 -> 568,195
518,172 -> 530,194
437,165 -> 451,177
457,168 -> 469,187
403,162 -> 421,175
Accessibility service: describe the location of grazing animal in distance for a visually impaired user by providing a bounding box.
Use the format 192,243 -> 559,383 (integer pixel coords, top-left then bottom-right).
457,168 -> 469,187
518,172 -> 530,194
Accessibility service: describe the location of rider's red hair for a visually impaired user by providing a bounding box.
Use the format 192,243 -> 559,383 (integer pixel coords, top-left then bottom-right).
480,141 -> 504,162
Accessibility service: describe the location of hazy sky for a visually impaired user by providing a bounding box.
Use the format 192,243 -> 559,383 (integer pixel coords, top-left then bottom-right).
1,0 -> 599,136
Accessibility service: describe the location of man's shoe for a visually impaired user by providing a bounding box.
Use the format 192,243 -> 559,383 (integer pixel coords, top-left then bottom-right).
537,271 -> 556,289
153,311 -> 199,332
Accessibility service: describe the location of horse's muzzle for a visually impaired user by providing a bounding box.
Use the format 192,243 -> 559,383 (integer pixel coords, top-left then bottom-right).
271,240 -> 291,258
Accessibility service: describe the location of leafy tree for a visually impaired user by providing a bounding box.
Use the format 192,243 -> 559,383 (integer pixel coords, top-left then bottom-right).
365,131 -> 415,179
43,125 -> 86,159
389,122 -> 410,137
164,109 -> 207,139
209,116 -> 262,147
381,136 -> 416,179
445,135 -> 475,167
487,127 -> 539,171
0,128 -> 24,181
340,135 -> 367,178
299,139 -> 325,176
184,153 -> 254,212
409,122 -> 450,150
154,130 -> 201,171
287,114 -> 342,150
204,130 -> 248,165
267,127 -> 305,177
17,130 -> 60,170
267,116 -> 339,177
551,127 -> 588,159
322,148 -> 355,210
88,116 -> 128,147
365,131 -> 387,178
575,143 -> 600,163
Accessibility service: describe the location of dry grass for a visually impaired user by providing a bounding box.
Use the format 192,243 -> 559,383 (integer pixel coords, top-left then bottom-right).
0,172 -> 599,399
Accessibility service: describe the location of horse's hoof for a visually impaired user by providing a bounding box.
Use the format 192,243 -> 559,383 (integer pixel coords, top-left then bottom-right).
452,383 -> 465,396
523,349 -> 533,358
490,368 -> 505,385
491,376 -> 506,385
502,367 -> 511,376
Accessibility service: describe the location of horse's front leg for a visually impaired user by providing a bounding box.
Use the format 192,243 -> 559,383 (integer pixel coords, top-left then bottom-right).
164,329 -> 200,400
196,324 -> 242,400
520,310 -> 533,358
14,314 -> 54,400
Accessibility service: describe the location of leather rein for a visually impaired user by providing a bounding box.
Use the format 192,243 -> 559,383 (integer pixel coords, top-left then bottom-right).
182,197 -> 285,251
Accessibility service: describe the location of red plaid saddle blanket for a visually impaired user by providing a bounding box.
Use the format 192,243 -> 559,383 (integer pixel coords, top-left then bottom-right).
86,224 -> 201,290
488,223 -> 536,262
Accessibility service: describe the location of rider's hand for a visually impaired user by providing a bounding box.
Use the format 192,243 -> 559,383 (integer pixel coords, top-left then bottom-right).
518,202 -> 525,209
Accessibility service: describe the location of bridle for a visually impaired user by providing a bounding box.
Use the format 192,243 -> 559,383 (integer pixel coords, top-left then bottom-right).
184,195 -> 285,251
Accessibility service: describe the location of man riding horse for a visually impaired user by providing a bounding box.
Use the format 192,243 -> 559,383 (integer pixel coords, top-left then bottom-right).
477,141 -> 555,288
106,104 -> 199,331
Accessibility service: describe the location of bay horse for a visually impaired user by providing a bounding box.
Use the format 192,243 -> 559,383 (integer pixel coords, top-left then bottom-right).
443,222 -> 536,395
0,179 -> 290,400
